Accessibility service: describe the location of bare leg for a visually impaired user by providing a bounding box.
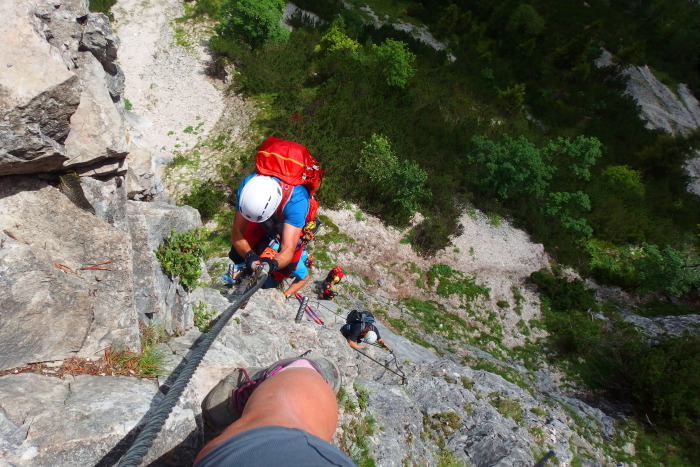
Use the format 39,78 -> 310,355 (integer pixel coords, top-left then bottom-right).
195,367 -> 338,463
283,275 -> 310,298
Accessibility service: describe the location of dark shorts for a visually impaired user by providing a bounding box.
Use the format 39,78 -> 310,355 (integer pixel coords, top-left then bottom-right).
195,426 -> 356,467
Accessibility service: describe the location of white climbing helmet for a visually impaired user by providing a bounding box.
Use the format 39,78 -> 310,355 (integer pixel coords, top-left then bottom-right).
238,176 -> 283,223
363,330 -> 377,345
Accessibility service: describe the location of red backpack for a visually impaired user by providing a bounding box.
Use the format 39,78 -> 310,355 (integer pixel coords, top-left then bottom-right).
255,137 -> 323,223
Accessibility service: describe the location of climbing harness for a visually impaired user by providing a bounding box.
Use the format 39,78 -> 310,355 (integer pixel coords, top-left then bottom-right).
353,345 -> 407,385
293,292 -> 325,326
116,264 -> 271,467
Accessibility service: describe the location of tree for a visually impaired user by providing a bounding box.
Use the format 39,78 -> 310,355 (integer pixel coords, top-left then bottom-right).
216,0 -> 289,49
358,134 -> 428,223
545,135 -> 602,181
316,17 -> 360,55
370,39 -> 417,89
506,4 -> 545,38
588,165 -> 648,244
468,134 -> 553,199
544,191 -> 593,238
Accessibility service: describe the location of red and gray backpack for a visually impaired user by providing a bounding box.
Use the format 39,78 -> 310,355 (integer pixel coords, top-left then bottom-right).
255,136 -> 323,224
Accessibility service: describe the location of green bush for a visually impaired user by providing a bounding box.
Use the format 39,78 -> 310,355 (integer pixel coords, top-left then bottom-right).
369,39 -> 417,89
155,228 -> 206,290
180,180 -> 227,222
529,269 -> 596,312
216,0 -> 289,49
357,134 -> 429,224
585,240 -> 700,297
89,0 -> 117,20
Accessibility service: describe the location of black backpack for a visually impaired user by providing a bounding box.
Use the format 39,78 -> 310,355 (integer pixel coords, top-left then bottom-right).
346,310 -> 375,328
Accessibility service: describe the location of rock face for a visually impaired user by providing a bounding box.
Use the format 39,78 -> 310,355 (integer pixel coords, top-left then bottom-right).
0,282 -> 617,466
0,0 -> 193,370
0,177 -> 140,369
0,0 -> 81,175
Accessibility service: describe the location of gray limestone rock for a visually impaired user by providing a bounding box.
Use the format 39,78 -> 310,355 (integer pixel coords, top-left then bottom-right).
0,177 -> 140,370
63,51 -> 130,169
125,147 -> 163,200
0,0 -> 80,175
80,175 -> 129,228
126,200 -> 201,332
79,12 -> 120,75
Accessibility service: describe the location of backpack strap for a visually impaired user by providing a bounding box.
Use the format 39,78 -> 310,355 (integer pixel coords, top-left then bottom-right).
275,182 -> 294,219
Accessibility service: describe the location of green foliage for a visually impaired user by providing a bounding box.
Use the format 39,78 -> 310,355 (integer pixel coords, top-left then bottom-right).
427,264 -> 490,302
179,180 -> 227,222
588,165 -> 648,244
400,297 -> 470,342
357,134 -> 429,224
110,324 -> 168,378
497,83 -> 527,112
354,382 -> 371,410
530,269 -> 596,313
155,228 -> 206,290
506,4 -> 545,38
193,301 -> 216,332
530,269 -> 601,355
468,135 -> 552,199
544,191 -> 592,238
545,136 -> 602,182
585,240 -> 700,297
182,0 -> 222,19
369,38 -> 417,89
488,394 -> 523,424
216,0 -> 289,49
89,0 -> 116,20
406,213 -> 463,256
123,98 -> 133,111
317,17 -> 360,55
636,299 -> 694,318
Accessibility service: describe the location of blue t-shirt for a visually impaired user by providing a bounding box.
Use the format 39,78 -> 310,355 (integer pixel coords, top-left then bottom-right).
290,249 -> 309,280
236,173 -> 310,228
270,242 -> 308,281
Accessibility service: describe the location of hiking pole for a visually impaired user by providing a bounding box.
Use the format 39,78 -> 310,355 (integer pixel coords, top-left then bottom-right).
352,347 -> 407,385
116,265 -> 270,467
294,295 -> 309,323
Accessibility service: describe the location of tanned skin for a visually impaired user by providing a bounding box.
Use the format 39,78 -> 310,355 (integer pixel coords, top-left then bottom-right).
231,211 -> 302,269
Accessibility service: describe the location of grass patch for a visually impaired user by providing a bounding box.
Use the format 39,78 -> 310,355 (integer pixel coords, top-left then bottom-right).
427,264 -> 490,303
105,323 -> 168,378
488,393 -> 523,424
193,301 -> 217,332
471,359 -> 527,390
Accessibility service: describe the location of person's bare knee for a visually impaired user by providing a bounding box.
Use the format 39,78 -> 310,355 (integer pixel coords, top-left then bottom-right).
236,367 -> 338,440
196,367 -> 338,463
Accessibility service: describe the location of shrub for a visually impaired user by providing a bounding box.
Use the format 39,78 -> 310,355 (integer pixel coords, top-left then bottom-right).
216,0 -> 289,49
155,228 -> 206,290
180,180 -> 227,222
369,38 -> 417,89
357,133 -> 429,224
529,269 -> 596,313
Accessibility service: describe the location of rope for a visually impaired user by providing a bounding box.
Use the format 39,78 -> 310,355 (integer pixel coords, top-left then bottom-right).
116,266 -> 269,467
353,346 -> 407,385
